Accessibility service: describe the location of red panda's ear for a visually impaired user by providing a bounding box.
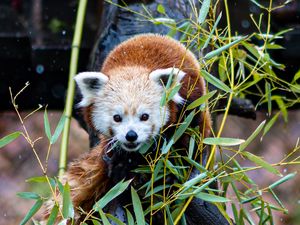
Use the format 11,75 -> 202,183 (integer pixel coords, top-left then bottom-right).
74,72 -> 109,107
149,68 -> 186,104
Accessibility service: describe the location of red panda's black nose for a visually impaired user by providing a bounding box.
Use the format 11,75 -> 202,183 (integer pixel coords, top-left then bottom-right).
126,130 -> 138,142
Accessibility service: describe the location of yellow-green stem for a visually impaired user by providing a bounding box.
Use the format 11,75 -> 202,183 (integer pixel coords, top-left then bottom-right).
59,0 -> 88,177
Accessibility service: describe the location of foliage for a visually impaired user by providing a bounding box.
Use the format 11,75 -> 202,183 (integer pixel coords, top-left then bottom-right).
0,0 -> 299,224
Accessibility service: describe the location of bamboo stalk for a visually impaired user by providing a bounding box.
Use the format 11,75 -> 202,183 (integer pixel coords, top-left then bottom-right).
58,0 -> 88,177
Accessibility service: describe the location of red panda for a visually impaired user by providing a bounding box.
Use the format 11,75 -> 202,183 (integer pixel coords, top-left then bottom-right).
41,34 -> 212,224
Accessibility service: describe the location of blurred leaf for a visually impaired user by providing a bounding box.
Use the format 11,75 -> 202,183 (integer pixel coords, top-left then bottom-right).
250,0 -> 266,9
203,137 -> 245,146
92,220 -> 101,225
17,192 -> 40,200
44,109 -> 52,141
20,199 -> 43,225
47,205 -> 59,225
186,90 -> 217,110
62,183 -> 74,219
94,179 -> 131,210
99,209 -> 111,225
126,209 -> 135,225
262,112 -> 280,137
157,4 -> 166,14
269,173 -> 297,189
203,12 -> 222,49
273,96 -> 287,122
292,69 -> 300,83
166,160 -> 180,177
196,192 -> 230,202
204,36 -> 247,60
198,0 -> 211,24
131,187 -> 145,225
173,110 -> 195,142
167,84 -> 182,103
51,115 -> 66,144
239,120 -> 266,151
290,84 -> 300,94
0,131 -> 21,148
57,219 -> 67,225
201,70 -> 232,93
242,152 -> 281,175
152,18 -> 176,25
265,43 -> 284,49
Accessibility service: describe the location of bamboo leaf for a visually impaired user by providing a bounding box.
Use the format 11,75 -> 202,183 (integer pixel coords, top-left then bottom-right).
145,185 -> 171,198
0,131 -> 22,148
269,172 -> 297,189
57,219 -> 67,225
94,179 -> 131,210
51,115 -> 67,144
20,199 -> 43,225
265,82 -> 272,116
99,209 -> 111,225
62,183 -> 74,219
243,152 -> 281,175
201,70 -> 232,93
47,205 -> 59,225
44,109 -> 52,141
262,112 -> 280,137
106,214 -> 126,225
157,4 -> 165,14
186,90 -> 217,110
131,187 -> 145,225
239,120 -> 266,151
203,137 -> 245,146
152,18 -> 176,25
173,110 -> 195,142
204,36 -> 247,60
180,172 -> 207,194
274,96 -> 288,123
161,138 -> 174,154
126,209 -> 135,225
292,69 -> 300,83
196,192 -> 230,202
198,0 -> 211,24
203,12 -> 222,49
17,192 -> 40,200
188,134 -> 195,159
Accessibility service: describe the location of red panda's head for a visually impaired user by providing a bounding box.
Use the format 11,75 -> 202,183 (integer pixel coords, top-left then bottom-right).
75,66 -> 186,152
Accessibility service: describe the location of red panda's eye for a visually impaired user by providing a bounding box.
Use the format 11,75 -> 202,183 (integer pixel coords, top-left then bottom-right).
113,115 -> 122,122
140,113 -> 149,121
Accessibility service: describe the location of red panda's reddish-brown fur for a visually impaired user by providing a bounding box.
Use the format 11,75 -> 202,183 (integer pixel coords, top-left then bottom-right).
41,34 -> 211,224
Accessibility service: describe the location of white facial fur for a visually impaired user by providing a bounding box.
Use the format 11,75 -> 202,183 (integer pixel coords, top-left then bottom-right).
75,67 -> 186,152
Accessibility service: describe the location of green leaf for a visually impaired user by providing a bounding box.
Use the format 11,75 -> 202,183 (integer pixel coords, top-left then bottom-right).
131,187 -> 145,225
57,219 -> 67,225
161,138 -> 174,154
274,96 -> 287,123
204,36 -> 247,60
290,84 -> 300,93
0,131 -> 21,148
173,110 -> 195,142
92,220 -> 101,225
126,209 -> 135,225
196,192 -> 230,202
44,109 -> 52,141
239,120 -> 266,151
51,115 -> 66,144
152,18 -> 176,25
250,0 -> 266,9
186,90 -> 217,110
262,112 -> 280,137
17,192 -> 40,200
201,70 -> 232,93
157,4 -> 165,14
166,160 -> 180,177
145,185 -> 171,198
94,179 -> 131,210
20,199 -> 43,225
269,172 -> 297,189
203,12 -> 222,49
99,209 -> 111,225
292,69 -> 300,83
203,137 -> 245,146
47,205 -> 59,225
265,82 -> 272,116
180,172 -> 207,193
243,152 -> 281,175
198,0 -> 211,24
188,135 -> 195,159
62,183 -> 74,219
106,214 -> 126,225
